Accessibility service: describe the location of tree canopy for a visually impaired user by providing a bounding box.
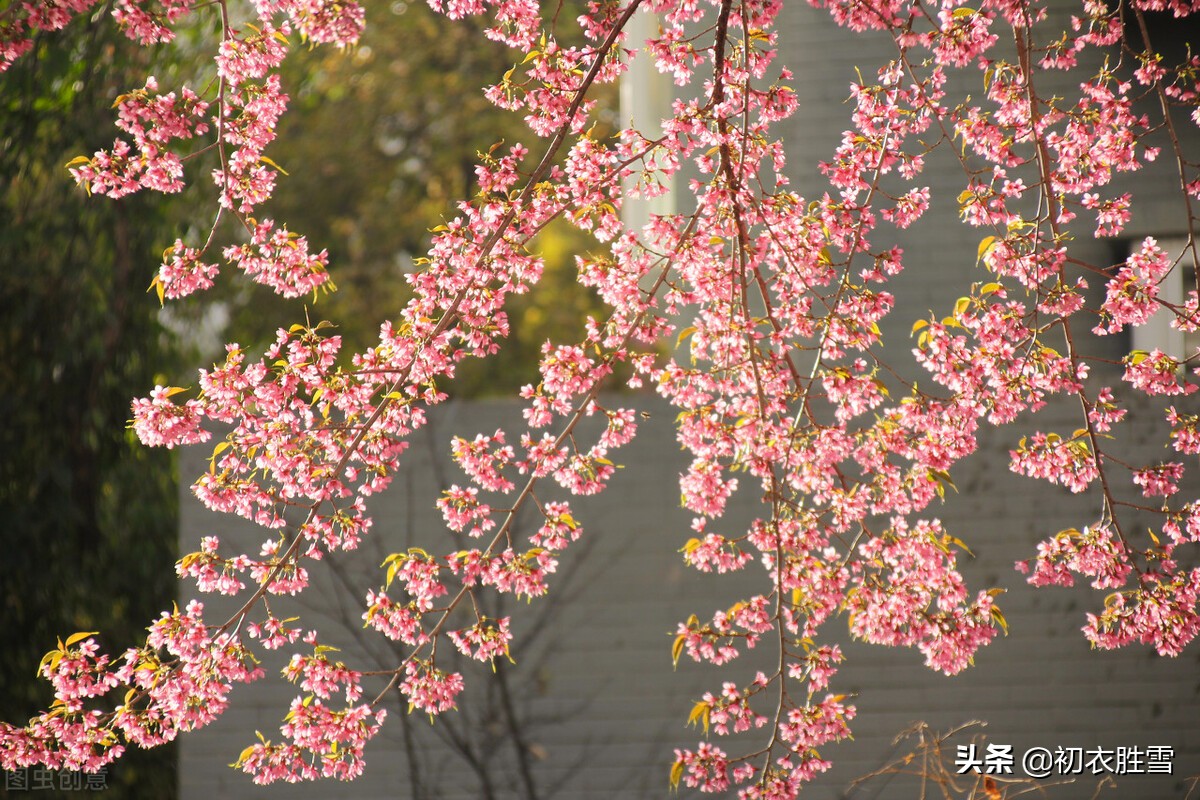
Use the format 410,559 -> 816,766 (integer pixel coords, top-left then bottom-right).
2,0 -> 1199,795
0,13 -> 185,797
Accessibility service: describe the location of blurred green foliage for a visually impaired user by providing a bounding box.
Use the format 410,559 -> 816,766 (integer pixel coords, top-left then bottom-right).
0,15 -> 182,800
196,0 -> 614,396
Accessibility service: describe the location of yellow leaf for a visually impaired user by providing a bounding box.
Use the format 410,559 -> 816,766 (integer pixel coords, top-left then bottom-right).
669,759 -> 685,789
259,155 -> 289,176
148,274 -> 165,306
231,744 -> 258,768
948,536 -> 974,557
687,700 -> 710,733
36,649 -> 61,677
65,631 -> 99,648
671,633 -> 687,667
991,606 -> 1009,635
209,440 -> 230,470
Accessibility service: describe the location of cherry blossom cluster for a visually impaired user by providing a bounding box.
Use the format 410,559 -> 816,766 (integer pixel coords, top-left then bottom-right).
68,76 -> 209,197
231,699 -> 385,783
5,0 -> 1200,793
1,0 -> 99,70
0,601 -> 265,771
651,0 -> 1200,792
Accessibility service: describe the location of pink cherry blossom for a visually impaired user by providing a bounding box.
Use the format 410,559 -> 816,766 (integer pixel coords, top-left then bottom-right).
7,0 -> 1200,790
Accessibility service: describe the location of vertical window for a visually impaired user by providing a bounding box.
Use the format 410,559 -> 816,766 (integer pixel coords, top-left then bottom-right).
1129,236 -> 1199,362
